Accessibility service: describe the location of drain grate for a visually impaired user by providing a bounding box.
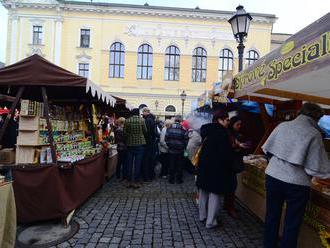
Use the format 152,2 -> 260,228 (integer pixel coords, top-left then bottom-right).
16,220 -> 79,248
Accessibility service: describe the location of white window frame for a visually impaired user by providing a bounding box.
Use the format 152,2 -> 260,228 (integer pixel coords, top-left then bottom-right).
30,21 -> 45,45
78,27 -> 92,48
77,60 -> 92,79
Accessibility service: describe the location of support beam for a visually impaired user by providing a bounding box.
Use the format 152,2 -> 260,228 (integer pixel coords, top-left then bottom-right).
0,87 -> 24,145
41,87 -> 57,163
87,104 -> 96,147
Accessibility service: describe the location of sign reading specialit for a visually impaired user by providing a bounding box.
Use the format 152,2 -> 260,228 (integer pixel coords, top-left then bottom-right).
234,13 -> 330,100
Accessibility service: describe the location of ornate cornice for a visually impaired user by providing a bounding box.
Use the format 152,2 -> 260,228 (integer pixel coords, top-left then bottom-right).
1,0 -> 277,24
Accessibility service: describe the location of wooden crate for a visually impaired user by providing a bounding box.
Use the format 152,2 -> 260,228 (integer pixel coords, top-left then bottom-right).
17,130 -> 40,145
16,146 -> 35,164
19,116 -> 39,131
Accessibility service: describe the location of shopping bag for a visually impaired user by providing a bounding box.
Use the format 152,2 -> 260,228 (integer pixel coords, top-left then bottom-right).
191,138 -> 206,167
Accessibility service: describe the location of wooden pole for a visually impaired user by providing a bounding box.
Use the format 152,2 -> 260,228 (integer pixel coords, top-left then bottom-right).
0,87 -> 25,145
41,87 -> 57,163
253,103 -> 275,155
87,104 -> 96,147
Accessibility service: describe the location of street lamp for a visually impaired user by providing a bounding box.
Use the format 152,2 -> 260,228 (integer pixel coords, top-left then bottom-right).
228,5 -> 252,72
180,90 -> 187,119
154,100 -> 159,113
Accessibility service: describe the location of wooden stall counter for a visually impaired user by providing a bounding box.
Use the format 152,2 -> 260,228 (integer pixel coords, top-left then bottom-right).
236,156 -> 329,248
12,151 -> 106,223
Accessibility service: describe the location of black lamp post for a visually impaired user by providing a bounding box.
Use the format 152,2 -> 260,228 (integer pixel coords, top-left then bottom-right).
180,90 -> 187,119
228,5 -> 252,72
154,100 -> 159,111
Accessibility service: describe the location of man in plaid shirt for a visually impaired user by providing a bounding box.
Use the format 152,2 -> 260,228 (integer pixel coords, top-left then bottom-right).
123,108 -> 147,188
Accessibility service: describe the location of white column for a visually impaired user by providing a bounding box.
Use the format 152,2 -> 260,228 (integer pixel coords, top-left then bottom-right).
10,15 -> 18,64
18,17 -> 23,60
54,18 -> 62,65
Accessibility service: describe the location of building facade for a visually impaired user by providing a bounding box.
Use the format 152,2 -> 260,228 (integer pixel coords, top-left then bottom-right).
271,33 -> 292,51
2,0 -> 276,116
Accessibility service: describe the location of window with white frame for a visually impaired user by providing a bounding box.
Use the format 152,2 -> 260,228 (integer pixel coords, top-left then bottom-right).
78,63 -> 89,78
80,29 -> 90,48
218,49 -> 234,82
32,25 -> 43,45
246,50 -> 259,66
164,46 -> 180,81
192,47 -> 207,82
137,44 -> 153,80
109,42 -> 125,78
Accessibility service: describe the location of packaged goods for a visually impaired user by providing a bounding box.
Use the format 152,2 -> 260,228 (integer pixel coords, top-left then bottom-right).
0,148 -> 15,164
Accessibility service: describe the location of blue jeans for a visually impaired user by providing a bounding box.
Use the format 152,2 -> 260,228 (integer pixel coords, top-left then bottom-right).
126,145 -> 145,182
264,175 -> 310,248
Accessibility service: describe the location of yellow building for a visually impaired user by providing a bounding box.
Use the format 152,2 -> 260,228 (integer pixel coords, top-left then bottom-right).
2,0 -> 276,117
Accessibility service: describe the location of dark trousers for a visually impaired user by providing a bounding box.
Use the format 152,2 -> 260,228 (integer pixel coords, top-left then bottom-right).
126,145 -> 145,183
264,175 -> 310,248
142,144 -> 156,181
168,153 -> 183,182
116,150 -> 128,179
159,152 -> 169,176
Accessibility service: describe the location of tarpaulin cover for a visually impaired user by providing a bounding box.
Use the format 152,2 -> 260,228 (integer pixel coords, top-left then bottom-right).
0,54 -> 117,105
12,152 -> 106,223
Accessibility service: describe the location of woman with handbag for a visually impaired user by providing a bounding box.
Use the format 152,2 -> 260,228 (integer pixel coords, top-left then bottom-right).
196,110 -> 236,229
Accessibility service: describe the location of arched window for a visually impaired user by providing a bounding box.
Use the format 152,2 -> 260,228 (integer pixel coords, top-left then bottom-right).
246,50 -> 259,67
165,105 -> 176,112
192,47 -> 207,82
218,49 -> 233,82
109,42 -> 125,78
137,44 -> 153,80
164,46 -> 180,81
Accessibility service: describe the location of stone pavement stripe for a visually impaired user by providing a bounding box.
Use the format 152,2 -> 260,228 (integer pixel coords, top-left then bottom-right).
58,174 -> 264,248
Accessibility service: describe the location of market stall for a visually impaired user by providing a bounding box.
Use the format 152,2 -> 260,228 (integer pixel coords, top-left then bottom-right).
233,13 -> 330,248
0,54 -> 121,223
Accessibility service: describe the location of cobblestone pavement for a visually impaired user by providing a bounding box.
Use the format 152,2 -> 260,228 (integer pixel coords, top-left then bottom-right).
58,174 -> 264,248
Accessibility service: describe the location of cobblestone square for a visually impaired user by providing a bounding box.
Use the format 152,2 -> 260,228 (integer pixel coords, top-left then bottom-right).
57,174 -> 264,247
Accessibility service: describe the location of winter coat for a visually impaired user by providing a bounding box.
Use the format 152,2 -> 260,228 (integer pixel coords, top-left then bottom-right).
187,130 -> 202,160
165,122 -> 188,154
123,116 -> 147,147
114,126 -> 126,151
196,123 -> 236,194
159,127 -> 168,153
144,114 -> 156,146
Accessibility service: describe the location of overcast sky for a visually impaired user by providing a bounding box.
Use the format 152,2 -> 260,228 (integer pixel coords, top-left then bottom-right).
0,0 -> 329,62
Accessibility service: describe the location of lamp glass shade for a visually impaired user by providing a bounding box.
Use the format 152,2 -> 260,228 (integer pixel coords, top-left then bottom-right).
228,5 -> 252,37
180,91 -> 187,101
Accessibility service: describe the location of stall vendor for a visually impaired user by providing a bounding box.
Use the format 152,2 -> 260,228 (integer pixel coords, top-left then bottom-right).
262,102 -> 330,248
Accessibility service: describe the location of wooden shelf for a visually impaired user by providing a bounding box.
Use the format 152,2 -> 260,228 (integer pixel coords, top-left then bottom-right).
19,128 -> 39,131
17,144 -> 50,147
20,115 -> 38,118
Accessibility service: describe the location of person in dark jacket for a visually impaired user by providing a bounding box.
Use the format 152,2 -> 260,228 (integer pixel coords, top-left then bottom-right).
225,116 -> 250,219
165,115 -> 188,184
196,110 -> 235,229
142,107 -> 157,182
114,117 -> 127,180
